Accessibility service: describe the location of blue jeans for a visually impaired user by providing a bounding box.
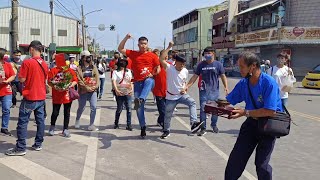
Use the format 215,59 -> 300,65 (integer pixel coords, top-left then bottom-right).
134,78 -> 155,127
155,96 -> 166,125
164,94 -> 197,132
76,92 -> 97,126
200,90 -> 219,129
16,99 -> 45,151
115,95 -> 132,125
0,95 -> 12,129
281,98 -> 288,107
99,78 -> 106,97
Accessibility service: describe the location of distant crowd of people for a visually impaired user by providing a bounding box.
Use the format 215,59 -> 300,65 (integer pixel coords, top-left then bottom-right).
0,35 -> 295,179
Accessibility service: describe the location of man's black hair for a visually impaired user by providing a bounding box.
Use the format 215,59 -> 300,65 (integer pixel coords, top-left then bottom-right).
13,49 -> 21,54
114,52 -> 120,55
203,47 -> 216,53
239,51 -> 261,68
0,48 -> 7,60
138,36 -> 148,42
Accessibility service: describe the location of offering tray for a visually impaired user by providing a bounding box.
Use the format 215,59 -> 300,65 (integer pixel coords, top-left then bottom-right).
204,101 -> 235,119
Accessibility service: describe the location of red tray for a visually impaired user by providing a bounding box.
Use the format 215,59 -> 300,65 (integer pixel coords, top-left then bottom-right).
204,103 -> 235,119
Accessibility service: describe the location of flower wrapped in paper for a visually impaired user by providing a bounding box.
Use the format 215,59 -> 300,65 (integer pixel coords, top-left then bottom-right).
50,66 -> 73,91
84,77 -> 97,87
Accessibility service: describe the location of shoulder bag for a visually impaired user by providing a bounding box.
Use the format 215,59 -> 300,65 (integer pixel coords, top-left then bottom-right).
247,79 -> 292,137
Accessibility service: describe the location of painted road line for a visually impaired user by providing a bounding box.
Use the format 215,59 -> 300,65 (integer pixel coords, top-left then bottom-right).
289,109 -> 320,122
70,112 -> 91,121
81,108 -> 101,180
174,116 -> 257,180
0,157 -> 70,180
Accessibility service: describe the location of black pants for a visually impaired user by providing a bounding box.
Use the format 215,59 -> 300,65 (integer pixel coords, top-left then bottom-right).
115,95 -> 132,126
155,96 -> 166,125
11,81 -> 21,106
225,118 -> 276,180
51,103 -> 72,130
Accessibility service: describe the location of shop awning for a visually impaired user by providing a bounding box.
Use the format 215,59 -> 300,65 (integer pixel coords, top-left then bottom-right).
56,46 -> 82,54
237,0 -> 279,16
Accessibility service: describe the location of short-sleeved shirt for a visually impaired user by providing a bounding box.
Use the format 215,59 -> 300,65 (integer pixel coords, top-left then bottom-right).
226,73 -> 283,112
126,50 -> 160,82
0,61 -> 15,96
48,67 -> 78,104
19,57 -> 48,101
153,64 -> 166,97
166,64 -> 189,100
195,60 -> 225,92
112,69 -> 133,95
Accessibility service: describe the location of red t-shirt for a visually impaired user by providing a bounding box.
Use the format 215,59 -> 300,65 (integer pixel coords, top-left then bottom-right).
127,58 -> 132,70
0,62 -> 15,96
126,50 -> 160,82
19,57 -> 48,101
153,64 -> 166,97
48,67 -> 78,104
109,59 -> 118,78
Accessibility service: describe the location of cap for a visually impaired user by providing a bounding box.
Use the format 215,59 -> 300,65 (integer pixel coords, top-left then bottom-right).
28,40 -> 43,50
174,55 -> 186,63
69,54 -> 76,58
80,50 -> 91,56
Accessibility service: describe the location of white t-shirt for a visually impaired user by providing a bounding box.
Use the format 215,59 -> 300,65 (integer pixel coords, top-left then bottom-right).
112,69 -> 133,95
165,64 -> 189,100
98,63 -> 106,78
267,65 -> 294,99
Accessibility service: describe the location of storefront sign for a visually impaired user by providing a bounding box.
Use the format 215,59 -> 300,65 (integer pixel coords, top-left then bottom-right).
235,27 -> 320,47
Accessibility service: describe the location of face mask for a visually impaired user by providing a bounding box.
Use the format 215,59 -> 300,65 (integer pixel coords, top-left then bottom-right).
204,54 -> 212,61
85,58 -> 91,63
14,57 -> 20,62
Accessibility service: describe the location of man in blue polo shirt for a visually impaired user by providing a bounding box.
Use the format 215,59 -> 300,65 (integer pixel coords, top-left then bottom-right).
185,47 -> 229,136
224,52 -> 282,180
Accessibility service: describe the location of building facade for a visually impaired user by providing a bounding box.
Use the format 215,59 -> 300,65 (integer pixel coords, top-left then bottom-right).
0,6 -> 79,52
234,0 -> 320,76
171,7 -> 213,68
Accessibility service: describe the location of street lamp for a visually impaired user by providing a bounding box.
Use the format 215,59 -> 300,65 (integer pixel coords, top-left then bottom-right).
81,5 -> 103,50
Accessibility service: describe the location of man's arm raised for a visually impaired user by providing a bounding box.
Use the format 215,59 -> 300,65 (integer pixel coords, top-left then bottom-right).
159,41 -> 174,70
118,33 -> 132,55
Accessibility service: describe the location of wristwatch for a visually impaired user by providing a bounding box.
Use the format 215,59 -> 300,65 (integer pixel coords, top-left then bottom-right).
245,110 -> 250,117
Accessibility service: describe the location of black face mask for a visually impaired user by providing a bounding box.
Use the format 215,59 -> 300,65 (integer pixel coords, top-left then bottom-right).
85,57 -> 91,63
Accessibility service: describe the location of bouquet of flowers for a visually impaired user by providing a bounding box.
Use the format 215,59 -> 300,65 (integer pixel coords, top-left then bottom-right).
84,77 -> 97,87
50,67 -> 73,91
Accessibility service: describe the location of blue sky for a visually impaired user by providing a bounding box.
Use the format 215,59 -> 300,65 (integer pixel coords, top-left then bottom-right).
0,0 -> 224,50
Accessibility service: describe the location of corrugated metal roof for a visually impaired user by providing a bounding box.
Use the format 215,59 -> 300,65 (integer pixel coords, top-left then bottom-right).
237,0 -> 279,16
0,5 -> 80,21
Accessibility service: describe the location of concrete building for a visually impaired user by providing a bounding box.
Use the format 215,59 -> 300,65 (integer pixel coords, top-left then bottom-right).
0,5 -> 80,53
234,0 -> 320,76
171,7 -> 214,68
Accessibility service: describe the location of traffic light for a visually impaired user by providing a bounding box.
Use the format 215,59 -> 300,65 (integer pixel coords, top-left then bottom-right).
110,25 -> 116,31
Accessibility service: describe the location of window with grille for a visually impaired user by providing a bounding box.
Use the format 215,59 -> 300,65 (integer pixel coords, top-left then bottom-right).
0,27 -> 9,34
30,28 -> 40,35
58,30 -> 68,36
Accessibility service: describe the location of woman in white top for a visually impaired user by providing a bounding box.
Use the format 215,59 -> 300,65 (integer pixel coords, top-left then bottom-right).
97,59 -> 107,99
112,59 -> 133,131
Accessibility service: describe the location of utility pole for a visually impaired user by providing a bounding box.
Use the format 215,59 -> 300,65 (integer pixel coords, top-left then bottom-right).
50,0 -> 56,44
163,38 -> 166,49
10,0 -> 19,54
81,5 -> 87,50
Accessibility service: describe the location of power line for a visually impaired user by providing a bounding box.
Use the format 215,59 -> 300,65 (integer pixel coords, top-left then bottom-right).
56,0 -> 79,20
54,1 -> 69,17
72,0 -> 81,15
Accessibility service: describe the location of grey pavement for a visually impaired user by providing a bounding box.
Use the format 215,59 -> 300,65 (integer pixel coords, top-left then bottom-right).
0,75 -> 319,180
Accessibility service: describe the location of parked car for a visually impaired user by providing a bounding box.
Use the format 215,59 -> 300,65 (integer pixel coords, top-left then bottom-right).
302,64 -> 320,89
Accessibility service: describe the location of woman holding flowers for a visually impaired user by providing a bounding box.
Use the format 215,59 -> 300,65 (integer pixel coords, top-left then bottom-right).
48,55 -> 78,137
75,50 -> 100,131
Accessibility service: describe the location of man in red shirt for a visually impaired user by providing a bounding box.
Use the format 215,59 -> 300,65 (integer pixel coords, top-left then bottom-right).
6,40 -> 49,156
153,50 -> 167,128
118,33 -> 160,138
0,48 -> 16,136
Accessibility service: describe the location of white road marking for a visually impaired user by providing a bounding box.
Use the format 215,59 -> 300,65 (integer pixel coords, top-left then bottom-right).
70,112 -> 91,121
0,157 -> 70,180
81,108 -> 101,180
174,116 -> 257,180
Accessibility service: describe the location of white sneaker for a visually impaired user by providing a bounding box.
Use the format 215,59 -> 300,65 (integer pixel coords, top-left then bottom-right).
75,120 -> 80,129
174,108 -> 178,112
88,125 -> 99,131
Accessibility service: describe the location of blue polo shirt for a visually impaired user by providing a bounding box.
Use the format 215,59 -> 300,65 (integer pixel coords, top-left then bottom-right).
226,73 -> 283,112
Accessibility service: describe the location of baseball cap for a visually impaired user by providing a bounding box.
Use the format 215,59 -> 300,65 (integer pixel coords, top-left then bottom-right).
174,55 -> 186,63
80,50 -> 91,56
28,40 -> 43,51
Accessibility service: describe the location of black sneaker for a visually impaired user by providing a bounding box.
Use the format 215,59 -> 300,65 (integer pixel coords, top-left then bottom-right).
160,131 -> 170,139
31,144 -> 42,151
140,126 -> 146,138
211,125 -> 219,133
5,148 -> 26,156
191,121 -> 203,134
1,128 -> 12,136
126,125 -> 133,131
114,124 -> 119,129
198,129 -> 207,136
